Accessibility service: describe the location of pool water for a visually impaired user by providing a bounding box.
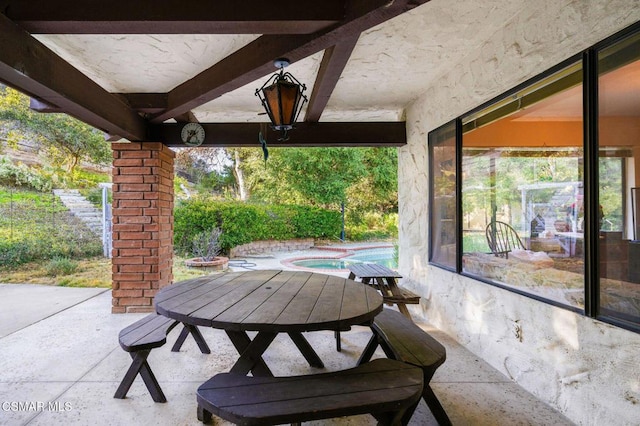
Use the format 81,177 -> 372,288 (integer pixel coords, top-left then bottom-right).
291,259 -> 361,269
347,248 -> 397,269
291,247 -> 397,270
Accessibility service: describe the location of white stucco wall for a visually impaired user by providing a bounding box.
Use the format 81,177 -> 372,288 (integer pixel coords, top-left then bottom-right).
398,1 -> 640,424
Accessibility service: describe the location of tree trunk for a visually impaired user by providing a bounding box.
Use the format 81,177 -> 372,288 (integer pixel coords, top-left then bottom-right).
233,149 -> 248,201
67,153 -> 80,173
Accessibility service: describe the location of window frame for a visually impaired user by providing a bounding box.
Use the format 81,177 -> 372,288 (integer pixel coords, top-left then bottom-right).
428,120 -> 459,272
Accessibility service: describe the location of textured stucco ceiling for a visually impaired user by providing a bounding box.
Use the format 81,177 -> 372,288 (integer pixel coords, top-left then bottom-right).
32,0 -> 530,124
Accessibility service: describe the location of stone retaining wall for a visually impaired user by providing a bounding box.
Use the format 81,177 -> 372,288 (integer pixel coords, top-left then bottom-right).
230,238 -> 314,258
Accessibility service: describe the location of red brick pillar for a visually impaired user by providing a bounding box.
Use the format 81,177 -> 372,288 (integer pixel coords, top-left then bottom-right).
111,142 -> 174,313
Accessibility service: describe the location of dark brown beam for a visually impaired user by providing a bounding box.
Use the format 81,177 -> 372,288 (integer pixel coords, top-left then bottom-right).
173,111 -> 198,123
152,0 -> 430,123
115,93 -> 168,115
151,122 -> 406,147
0,14 -> 148,140
29,97 -> 62,113
2,0 -> 343,34
304,36 -> 359,122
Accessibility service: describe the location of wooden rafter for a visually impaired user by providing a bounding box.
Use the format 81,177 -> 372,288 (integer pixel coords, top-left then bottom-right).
0,0 -> 427,144
151,0 -> 428,123
151,122 -> 406,147
0,13 -> 147,140
115,93 -> 168,115
1,0 -> 344,34
304,36 -> 359,122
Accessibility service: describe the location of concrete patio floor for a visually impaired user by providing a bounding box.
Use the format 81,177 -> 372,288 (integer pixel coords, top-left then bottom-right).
0,251 -> 574,426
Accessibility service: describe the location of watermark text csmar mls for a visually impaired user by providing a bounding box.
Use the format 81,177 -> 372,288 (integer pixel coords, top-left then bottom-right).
1,401 -> 72,412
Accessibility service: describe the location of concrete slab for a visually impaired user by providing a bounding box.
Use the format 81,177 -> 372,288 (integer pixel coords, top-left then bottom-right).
0,283 -> 107,337
0,266 -> 574,425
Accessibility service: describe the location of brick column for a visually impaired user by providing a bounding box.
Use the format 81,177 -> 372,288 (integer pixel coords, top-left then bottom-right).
111,142 -> 174,313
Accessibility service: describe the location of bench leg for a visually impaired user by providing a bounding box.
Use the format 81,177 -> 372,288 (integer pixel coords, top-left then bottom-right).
172,324 -> 211,354
373,395 -> 420,426
377,337 -> 397,360
396,303 -> 412,319
197,404 -> 213,424
114,350 -> 167,403
357,334 -> 379,365
422,385 -> 452,426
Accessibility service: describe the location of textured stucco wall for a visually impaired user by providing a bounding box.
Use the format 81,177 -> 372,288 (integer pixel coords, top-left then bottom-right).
398,1 -> 640,424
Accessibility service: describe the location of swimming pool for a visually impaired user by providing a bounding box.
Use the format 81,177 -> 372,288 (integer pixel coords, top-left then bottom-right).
290,247 -> 397,270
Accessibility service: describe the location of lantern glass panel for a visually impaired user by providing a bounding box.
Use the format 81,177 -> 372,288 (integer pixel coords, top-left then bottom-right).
262,84 -> 281,125
278,82 -> 301,126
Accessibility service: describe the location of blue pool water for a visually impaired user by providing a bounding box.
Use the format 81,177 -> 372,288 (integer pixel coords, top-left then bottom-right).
291,247 -> 397,270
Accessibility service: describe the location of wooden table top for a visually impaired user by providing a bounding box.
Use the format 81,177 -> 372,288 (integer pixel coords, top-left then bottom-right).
347,263 -> 402,279
155,270 -> 383,333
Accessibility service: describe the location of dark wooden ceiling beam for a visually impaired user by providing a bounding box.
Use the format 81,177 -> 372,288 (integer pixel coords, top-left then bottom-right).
115,93 -> 168,115
304,36 -> 359,122
151,122 -> 406,147
0,13 -> 148,140
151,0 -> 429,123
29,97 -> 62,113
1,0 -> 344,34
173,111 -> 198,123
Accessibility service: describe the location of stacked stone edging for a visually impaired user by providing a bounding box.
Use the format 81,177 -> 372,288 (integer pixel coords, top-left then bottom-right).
230,238 -> 314,258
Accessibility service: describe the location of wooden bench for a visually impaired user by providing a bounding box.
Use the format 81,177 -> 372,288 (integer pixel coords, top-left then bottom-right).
196,358 -> 423,426
347,263 -> 420,318
335,263 -> 420,353
114,313 -> 211,402
358,309 -> 452,426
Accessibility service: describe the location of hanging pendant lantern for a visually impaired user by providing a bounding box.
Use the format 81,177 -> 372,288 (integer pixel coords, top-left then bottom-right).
255,58 -> 307,141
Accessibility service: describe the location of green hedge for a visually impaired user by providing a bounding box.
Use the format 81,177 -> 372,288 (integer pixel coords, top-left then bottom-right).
174,200 -> 341,254
0,228 -> 103,267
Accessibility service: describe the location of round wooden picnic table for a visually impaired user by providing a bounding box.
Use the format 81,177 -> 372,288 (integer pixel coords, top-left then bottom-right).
155,269 -> 383,377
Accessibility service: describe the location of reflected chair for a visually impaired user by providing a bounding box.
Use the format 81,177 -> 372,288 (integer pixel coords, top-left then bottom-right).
485,221 -> 525,258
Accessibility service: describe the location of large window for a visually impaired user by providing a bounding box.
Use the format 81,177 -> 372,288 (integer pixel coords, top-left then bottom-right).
429,121 -> 457,270
427,22 -> 640,331
597,29 -> 640,326
461,61 -> 585,309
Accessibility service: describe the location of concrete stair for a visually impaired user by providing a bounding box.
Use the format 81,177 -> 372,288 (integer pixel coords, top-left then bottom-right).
53,189 -> 103,236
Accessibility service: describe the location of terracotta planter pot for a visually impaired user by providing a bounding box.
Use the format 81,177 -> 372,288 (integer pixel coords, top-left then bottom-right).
184,256 -> 229,271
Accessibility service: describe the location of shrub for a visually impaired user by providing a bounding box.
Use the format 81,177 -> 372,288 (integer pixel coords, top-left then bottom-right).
45,257 -> 79,276
345,212 -> 398,241
81,186 -> 111,207
0,156 -> 52,192
191,228 -> 222,261
69,169 -> 109,189
174,200 -> 341,254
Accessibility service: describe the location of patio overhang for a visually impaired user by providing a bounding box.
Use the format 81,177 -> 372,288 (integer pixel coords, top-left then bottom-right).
0,0 -> 432,146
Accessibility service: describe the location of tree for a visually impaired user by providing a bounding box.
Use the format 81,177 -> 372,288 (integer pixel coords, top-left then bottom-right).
0,85 -> 111,172
214,145 -> 398,211
172,143 -> 400,231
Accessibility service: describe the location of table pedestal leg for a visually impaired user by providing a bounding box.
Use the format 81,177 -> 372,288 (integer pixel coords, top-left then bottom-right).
226,330 -> 275,377
287,332 -> 324,368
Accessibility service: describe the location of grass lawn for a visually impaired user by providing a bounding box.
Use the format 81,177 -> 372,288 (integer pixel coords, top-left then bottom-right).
0,255 -> 216,287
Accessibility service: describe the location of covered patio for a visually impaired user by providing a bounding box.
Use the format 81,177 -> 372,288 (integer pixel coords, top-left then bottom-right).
1,1 -> 640,425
